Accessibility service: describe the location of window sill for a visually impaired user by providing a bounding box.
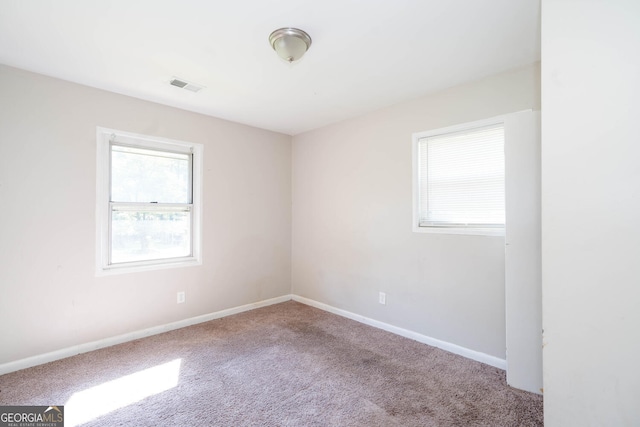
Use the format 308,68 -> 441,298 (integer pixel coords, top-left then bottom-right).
412,226 -> 505,237
96,257 -> 201,277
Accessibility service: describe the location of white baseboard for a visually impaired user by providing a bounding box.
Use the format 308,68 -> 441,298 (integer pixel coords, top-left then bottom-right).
292,295 -> 507,370
0,294 -> 293,376
1,293 -> 505,375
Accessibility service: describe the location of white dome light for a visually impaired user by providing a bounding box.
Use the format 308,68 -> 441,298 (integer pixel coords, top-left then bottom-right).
269,28 -> 312,63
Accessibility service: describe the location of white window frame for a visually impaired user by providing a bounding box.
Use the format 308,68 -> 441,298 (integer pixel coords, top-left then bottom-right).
96,127 -> 203,275
412,116 -> 506,236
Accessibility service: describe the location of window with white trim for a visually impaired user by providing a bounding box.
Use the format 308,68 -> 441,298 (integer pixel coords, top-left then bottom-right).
96,128 -> 202,274
412,118 -> 505,235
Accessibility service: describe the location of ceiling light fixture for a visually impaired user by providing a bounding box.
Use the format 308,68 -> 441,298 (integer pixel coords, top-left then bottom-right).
269,28 -> 312,63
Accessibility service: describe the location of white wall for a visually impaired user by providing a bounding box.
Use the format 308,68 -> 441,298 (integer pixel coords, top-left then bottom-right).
542,1 -> 640,425
0,65 -> 292,365
292,64 -> 540,360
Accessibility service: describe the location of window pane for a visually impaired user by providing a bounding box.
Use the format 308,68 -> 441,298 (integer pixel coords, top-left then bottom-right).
111,145 -> 190,203
111,209 -> 191,264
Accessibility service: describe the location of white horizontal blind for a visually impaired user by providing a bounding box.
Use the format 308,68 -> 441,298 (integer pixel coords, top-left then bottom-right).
418,124 -> 504,227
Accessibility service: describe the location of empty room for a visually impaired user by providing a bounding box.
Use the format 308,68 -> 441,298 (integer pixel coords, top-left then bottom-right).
1,1 -> 638,426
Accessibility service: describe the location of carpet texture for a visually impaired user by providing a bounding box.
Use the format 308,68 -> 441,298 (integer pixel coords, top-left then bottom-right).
0,301 -> 543,426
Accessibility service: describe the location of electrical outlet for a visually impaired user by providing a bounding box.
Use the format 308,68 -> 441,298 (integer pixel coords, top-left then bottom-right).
379,292 -> 386,305
177,291 -> 185,304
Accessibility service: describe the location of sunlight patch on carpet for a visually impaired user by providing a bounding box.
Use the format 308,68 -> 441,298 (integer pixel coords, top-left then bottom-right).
64,358 -> 181,426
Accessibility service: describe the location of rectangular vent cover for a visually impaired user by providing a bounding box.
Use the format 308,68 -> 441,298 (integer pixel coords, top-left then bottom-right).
169,77 -> 204,93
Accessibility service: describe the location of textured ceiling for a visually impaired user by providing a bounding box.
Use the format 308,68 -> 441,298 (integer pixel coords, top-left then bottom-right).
0,0 -> 540,135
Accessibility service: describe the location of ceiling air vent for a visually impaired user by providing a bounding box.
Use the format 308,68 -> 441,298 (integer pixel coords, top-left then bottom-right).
169,77 -> 204,93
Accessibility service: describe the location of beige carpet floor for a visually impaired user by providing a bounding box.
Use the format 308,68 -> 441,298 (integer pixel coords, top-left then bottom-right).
0,301 -> 543,426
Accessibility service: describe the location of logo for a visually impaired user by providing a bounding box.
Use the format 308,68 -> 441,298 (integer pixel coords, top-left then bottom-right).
0,406 -> 64,427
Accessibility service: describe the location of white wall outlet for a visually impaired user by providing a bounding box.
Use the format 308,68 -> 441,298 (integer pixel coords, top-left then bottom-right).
379,292 -> 386,305
177,291 -> 185,304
